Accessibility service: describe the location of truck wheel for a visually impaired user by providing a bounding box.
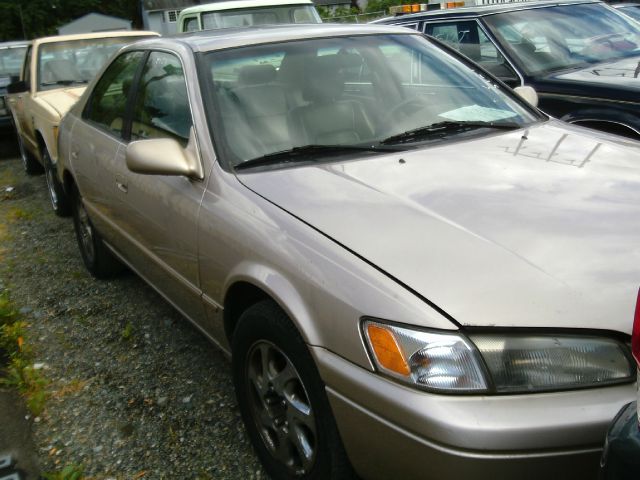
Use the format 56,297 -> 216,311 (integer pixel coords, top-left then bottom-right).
18,135 -> 42,175
43,149 -> 71,216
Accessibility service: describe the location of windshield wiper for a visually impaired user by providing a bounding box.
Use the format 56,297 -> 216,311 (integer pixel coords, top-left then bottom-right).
234,144 -> 399,171
40,79 -> 89,87
380,120 -> 522,145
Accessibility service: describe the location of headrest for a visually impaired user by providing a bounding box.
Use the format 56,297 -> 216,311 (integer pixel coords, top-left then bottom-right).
237,64 -> 277,86
303,55 -> 349,103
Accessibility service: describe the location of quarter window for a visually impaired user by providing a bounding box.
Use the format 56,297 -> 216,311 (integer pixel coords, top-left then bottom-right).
84,51 -> 145,137
130,52 -> 192,145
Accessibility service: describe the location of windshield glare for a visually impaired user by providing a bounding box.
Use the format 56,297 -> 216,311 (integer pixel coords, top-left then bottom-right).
38,37 -> 148,91
206,34 -> 537,167
0,46 -> 27,78
484,3 -> 640,76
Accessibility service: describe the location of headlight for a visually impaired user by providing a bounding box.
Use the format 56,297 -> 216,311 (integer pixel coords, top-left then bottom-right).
470,334 -> 633,393
363,319 -> 634,394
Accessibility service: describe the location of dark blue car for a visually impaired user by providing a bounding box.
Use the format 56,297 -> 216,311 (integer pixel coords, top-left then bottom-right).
600,291 -> 640,479
374,0 -> 640,139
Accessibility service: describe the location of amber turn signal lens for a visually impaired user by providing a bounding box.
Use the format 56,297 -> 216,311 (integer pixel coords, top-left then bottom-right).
366,324 -> 410,376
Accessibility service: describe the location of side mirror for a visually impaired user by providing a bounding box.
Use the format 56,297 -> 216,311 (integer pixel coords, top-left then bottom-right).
514,86 -> 539,108
126,134 -> 203,179
7,80 -> 28,94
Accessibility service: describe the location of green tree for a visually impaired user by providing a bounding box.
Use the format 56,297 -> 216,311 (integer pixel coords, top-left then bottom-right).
0,0 -> 142,41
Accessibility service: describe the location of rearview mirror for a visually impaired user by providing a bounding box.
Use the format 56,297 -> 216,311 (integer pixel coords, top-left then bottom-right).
125,135 -> 203,179
514,86 -> 539,108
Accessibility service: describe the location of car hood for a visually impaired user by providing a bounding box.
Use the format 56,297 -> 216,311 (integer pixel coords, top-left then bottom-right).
539,55 -> 640,98
237,121 -> 640,334
37,87 -> 85,117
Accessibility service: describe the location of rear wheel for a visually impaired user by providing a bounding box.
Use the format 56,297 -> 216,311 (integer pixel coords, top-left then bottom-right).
71,186 -> 123,279
232,300 -> 354,480
43,149 -> 70,216
18,135 -> 42,175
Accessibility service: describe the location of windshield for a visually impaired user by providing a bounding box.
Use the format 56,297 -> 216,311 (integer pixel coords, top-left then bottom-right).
204,34 -> 538,168
484,3 -> 640,76
38,36 -> 149,91
201,5 -> 321,30
0,46 -> 27,78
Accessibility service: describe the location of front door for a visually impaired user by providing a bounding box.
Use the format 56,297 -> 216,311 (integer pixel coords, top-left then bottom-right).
113,50 -> 206,325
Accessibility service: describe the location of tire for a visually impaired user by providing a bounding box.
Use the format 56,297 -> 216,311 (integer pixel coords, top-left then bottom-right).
43,149 -> 71,217
232,300 -> 354,480
17,134 -> 42,175
71,185 -> 123,279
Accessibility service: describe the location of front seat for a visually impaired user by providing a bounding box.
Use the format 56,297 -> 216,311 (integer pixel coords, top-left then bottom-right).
290,55 -> 375,145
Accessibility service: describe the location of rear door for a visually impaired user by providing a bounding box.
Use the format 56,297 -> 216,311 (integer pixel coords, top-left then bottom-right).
71,50 -> 146,241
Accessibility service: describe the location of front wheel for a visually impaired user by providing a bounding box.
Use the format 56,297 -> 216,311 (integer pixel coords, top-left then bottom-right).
71,186 -> 123,279
232,300 -> 354,480
43,149 -> 70,216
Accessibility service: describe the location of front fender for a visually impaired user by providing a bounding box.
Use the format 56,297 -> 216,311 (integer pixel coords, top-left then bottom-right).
223,261 -> 323,348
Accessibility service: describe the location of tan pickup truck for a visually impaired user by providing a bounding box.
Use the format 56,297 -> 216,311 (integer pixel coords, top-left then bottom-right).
8,30 -> 158,215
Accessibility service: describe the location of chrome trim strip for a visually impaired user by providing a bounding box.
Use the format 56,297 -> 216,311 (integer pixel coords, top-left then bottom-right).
569,118 -> 640,136
539,91 -> 640,107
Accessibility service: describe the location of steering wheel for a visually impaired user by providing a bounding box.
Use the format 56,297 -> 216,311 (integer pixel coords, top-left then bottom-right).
581,34 -> 631,58
376,96 -> 431,136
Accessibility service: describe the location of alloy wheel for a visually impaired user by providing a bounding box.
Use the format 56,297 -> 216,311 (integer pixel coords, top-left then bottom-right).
246,340 -> 317,476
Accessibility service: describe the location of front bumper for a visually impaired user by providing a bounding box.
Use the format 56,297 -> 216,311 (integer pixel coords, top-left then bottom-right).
311,346 -> 636,480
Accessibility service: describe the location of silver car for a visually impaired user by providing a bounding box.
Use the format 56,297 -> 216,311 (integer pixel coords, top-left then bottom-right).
57,25 -> 639,479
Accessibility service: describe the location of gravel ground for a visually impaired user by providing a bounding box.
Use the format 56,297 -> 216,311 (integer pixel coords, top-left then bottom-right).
0,133 -> 265,478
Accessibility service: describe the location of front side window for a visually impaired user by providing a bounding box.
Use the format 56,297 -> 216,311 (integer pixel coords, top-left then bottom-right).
204,34 -> 539,168
425,21 -> 518,83
84,51 -> 145,137
484,3 -> 640,76
130,52 -> 192,145
619,5 -> 640,22
38,36 -> 151,91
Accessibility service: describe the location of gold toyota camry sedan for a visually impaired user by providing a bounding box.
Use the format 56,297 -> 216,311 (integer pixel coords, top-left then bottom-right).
57,24 -> 640,480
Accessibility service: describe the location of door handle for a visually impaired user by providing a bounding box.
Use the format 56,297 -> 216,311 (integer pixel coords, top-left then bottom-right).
116,180 -> 128,193
71,151 -> 78,160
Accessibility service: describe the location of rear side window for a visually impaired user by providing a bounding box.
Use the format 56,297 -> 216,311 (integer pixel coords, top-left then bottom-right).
130,52 -> 192,145
84,51 -> 145,137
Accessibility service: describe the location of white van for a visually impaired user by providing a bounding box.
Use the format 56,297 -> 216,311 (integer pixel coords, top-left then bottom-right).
177,0 -> 322,32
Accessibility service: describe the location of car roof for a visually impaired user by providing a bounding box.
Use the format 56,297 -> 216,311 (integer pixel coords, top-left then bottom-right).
179,0 -> 314,17
32,30 -> 159,47
136,23 -> 416,53
373,0 -> 602,22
